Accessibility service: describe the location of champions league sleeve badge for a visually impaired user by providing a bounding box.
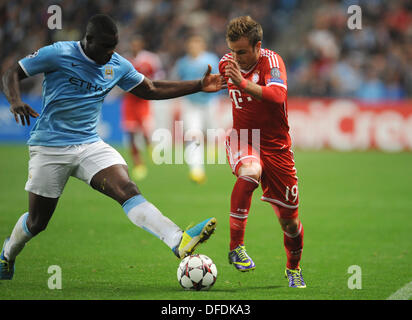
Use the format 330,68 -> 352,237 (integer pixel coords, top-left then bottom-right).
268,67 -> 284,84
26,50 -> 39,58
270,67 -> 281,79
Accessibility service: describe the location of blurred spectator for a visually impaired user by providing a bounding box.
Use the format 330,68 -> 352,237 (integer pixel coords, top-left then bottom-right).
356,60 -> 386,101
330,51 -> 363,97
287,0 -> 412,101
1,0 -> 411,101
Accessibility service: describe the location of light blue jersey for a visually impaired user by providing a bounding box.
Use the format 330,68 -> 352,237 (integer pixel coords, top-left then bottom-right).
18,41 -> 144,146
176,52 -> 219,105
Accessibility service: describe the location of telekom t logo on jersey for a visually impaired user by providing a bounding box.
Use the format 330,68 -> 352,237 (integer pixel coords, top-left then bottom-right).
229,89 -> 252,109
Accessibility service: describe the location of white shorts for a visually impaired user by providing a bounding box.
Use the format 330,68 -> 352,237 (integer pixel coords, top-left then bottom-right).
25,140 -> 127,198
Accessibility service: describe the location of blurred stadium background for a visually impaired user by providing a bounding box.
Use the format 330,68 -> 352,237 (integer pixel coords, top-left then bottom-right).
1,0 -> 412,149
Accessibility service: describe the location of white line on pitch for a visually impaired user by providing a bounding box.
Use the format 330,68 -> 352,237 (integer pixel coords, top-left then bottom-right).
387,281 -> 412,300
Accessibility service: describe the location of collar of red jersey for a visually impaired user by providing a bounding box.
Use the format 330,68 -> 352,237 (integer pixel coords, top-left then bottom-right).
239,50 -> 262,74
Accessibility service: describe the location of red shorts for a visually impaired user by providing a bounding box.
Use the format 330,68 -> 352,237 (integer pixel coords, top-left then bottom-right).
121,94 -> 153,134
225,129 -> 299,219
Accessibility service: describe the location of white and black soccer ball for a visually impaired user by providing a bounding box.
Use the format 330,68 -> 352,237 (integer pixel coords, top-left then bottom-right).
177,254 -> 217,291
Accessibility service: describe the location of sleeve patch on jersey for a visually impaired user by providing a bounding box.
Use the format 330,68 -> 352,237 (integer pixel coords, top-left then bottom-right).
26,50 -> 39,58
267,78 -> 284,84
270,67 -> 281,79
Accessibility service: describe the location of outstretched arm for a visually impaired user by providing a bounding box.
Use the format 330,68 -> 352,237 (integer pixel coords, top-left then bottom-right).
2,63 -> 39,126
129,64 -> 225,100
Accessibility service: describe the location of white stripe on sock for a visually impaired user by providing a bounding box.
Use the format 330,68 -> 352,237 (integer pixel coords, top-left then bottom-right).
284,223 -> 302,239
239,175 -> 259,185
230,212 -> 248,219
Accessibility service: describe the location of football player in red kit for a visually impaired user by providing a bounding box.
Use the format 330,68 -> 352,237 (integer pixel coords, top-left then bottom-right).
121,35 -> 164,181
219,16 -> 306,288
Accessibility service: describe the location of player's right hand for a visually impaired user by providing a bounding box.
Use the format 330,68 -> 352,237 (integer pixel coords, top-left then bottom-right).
224,58 -> 243,86
10,102 -> 39,126
201,64 -> 226,92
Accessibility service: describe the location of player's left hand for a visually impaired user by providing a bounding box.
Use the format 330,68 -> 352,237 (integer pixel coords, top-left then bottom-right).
201,64 -> 227,92
10,101 -> 39,126
224,58 -> 243,86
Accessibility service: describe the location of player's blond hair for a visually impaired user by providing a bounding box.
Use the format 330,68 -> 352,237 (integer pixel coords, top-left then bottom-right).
226,16 -> 263,47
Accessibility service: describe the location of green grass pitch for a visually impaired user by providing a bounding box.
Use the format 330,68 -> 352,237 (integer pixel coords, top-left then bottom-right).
0,145 -> 411,300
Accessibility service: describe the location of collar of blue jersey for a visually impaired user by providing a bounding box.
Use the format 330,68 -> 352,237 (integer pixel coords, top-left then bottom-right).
77,41 -> 100,65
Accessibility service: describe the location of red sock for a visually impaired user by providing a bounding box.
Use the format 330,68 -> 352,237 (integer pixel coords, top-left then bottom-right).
229,176 -> 259,250
284,221 -> 304,269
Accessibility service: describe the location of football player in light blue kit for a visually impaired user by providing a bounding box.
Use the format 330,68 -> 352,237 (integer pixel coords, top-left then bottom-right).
0,14 -> 223,280
175,35 -> 220,184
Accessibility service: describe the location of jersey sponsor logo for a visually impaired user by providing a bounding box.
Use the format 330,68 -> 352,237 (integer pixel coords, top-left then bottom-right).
26,50 -> 39,58
104,65 -> 114,80
69,76 -> 103,92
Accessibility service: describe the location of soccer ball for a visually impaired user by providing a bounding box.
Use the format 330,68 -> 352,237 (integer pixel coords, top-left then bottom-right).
177,254 -> 217,291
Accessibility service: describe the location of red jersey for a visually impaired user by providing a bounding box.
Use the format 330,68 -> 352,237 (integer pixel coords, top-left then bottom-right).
130,50 -> 163,80
121,50 -> 163,132
219,48 -> 291,152
123,50 -> 163,106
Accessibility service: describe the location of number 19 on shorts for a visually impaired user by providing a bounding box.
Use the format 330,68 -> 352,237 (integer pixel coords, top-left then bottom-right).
285,184 -> 298,203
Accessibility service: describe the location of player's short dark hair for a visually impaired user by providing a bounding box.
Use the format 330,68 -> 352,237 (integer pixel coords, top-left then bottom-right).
226,16 -> 263,47
86,14 -> 118,36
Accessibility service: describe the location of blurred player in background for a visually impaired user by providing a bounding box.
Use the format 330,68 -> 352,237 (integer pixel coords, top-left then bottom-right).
219,16 -> 306,288
0,14 -> 222,280
175,35 -> 220,184
121,35 -> 164,181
